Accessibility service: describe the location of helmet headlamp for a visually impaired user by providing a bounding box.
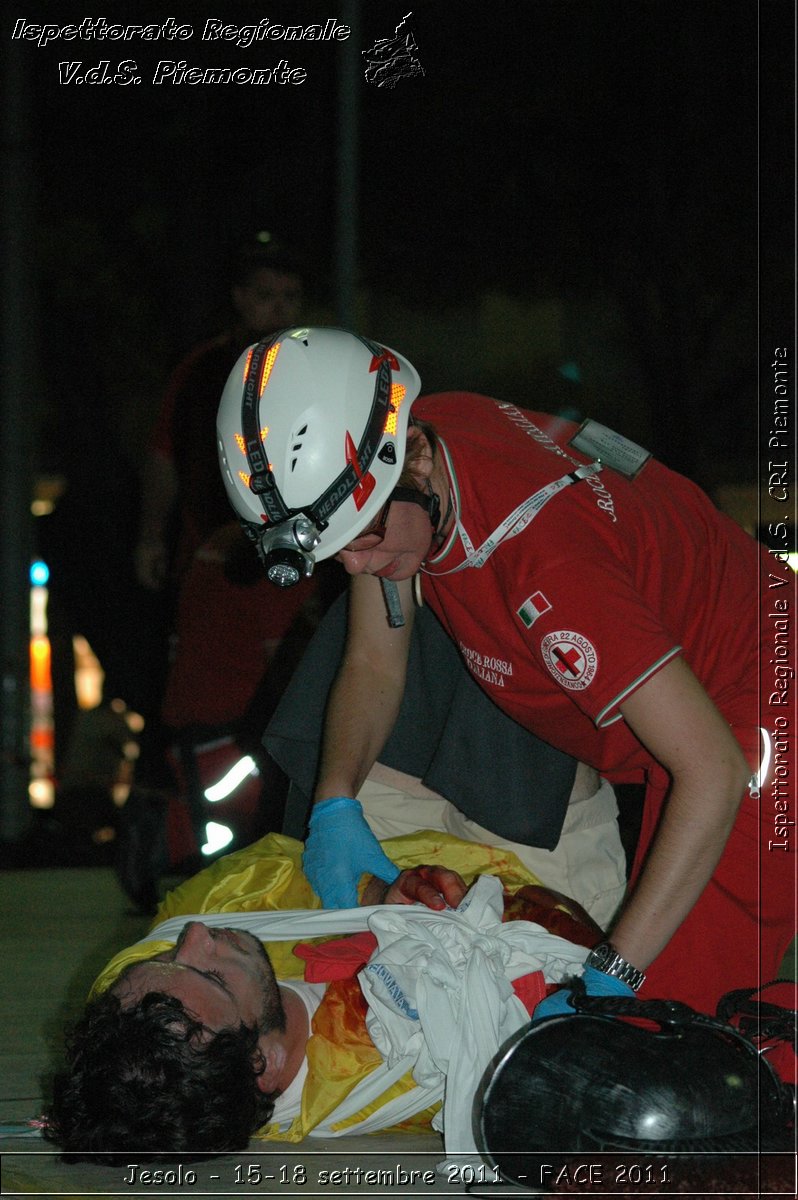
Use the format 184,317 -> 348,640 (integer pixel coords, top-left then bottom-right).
256,514 -> 322,588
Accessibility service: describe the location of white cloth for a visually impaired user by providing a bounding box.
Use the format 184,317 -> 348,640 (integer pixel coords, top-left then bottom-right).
360,769 -> 627,927
142,880 -> 588,1152
357,874 -> 587,1157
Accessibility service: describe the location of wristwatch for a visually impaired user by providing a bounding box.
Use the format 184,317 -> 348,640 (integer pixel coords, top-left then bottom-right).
585,941 -> 646,992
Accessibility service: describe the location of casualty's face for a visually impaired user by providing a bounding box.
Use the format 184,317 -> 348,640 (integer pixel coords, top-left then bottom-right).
114,922 -> 284,1034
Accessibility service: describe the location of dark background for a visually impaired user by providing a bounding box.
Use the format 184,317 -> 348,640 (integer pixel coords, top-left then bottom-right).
1,1 -> 794,846
14,0 -> 792,489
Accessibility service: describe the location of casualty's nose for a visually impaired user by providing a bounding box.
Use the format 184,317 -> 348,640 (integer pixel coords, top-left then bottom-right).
176,921 -> 214,959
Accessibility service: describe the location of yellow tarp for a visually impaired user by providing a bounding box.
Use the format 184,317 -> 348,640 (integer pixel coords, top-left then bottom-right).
91,830 -> 544,1140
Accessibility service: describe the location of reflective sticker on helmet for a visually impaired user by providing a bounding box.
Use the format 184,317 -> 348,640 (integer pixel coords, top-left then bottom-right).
345,431 -> 376,510
384,383 -> 406,436
369,348 -> 399,373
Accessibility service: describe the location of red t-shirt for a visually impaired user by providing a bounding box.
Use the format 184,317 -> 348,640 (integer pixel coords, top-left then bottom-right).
151,332 -> 250,577
416,393 -> 768,786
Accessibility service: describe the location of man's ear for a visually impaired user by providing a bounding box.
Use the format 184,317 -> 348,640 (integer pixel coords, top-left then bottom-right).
404,424 -> 434,485
252,1038 -> 285,1094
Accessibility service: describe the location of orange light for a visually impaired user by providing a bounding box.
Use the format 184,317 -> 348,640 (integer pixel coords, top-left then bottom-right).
235,427 -> 268,460
259,342 -> 281,397
238,470 -> 251,488
30,636 -> 52,693
242,347 -> 254,383
384,383 -> 407,436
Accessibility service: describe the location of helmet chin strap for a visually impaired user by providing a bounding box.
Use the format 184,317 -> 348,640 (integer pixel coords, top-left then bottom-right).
380,483 -> 450,629
428,481 -> 453,548
389,482 -> 449,535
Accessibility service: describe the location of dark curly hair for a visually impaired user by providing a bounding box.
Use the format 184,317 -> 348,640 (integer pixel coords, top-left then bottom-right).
44,988 -> 278,1164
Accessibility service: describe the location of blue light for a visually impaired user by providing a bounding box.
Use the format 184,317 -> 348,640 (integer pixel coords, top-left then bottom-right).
558,361 -> 582,384
30,560 -> 49,587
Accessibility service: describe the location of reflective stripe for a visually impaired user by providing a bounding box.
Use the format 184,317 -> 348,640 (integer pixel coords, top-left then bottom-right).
594,648 -> 682,728
748,727 -> 772,798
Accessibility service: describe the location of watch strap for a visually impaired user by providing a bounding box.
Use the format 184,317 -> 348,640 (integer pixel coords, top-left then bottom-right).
585,941 -> 646,992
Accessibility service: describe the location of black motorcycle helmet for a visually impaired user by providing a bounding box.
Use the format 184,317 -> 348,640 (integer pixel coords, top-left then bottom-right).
475,990 -> 795,1186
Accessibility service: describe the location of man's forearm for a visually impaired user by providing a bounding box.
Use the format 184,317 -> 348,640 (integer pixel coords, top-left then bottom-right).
610,768 -> 748,970
313,576 -> 414,804
612,656 -> 752,972
138,450 -> 178,542
314,657 -> 406,801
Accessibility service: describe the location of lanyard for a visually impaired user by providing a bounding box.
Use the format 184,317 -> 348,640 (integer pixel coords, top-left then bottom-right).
424,456 -> 603,576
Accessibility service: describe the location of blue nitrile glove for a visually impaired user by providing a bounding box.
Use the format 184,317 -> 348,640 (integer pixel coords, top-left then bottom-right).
303,797 -> 401,908
531,965 -> 635,1022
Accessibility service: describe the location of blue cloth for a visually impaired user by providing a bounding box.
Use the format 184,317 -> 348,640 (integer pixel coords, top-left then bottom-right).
303,796 -> 400,908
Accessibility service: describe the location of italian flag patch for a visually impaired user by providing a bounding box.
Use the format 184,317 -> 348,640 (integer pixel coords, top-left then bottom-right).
517,591 -> 552,629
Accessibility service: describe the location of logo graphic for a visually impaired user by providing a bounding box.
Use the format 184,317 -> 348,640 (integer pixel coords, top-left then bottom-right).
540,630 -> 598,691
345,431 -> 376,510
362,12 -> 424,88
517,591 -> 552,629
369,348 -> 400,372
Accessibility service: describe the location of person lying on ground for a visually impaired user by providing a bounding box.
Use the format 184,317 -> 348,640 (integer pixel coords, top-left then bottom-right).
45,831 -> 601,1161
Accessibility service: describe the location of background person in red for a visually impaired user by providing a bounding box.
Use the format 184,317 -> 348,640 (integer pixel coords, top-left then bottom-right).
136,241 -> 305,592
216,327 -> 794,1036
118,247 -> 328,910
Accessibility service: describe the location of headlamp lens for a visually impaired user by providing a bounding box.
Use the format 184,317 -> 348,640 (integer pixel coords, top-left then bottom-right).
258,519 -> 319,587
267,558 -> 303,587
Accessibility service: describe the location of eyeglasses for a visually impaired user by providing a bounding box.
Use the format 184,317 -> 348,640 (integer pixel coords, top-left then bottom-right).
342,486 -> 432,553
343,496 -> 394,552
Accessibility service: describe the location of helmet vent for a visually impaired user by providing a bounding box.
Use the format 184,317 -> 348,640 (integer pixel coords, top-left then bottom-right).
290,424 -> 308,470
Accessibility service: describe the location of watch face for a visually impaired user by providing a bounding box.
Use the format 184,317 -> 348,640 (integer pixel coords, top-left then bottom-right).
592,943 -> 613,968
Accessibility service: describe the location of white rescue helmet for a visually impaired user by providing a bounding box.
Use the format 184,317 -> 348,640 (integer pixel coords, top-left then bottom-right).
217,327 -> 422,586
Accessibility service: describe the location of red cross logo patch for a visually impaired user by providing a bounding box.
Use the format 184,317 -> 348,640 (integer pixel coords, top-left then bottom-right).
540,630 -> 598,691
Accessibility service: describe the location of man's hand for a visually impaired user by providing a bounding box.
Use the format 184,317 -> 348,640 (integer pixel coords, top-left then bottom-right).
383,865 -> 468,911
303,797 -> 400,908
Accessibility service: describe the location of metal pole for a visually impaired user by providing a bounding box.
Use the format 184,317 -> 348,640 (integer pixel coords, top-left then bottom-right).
334,0 -> 361,328
0,37 -> 37,844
